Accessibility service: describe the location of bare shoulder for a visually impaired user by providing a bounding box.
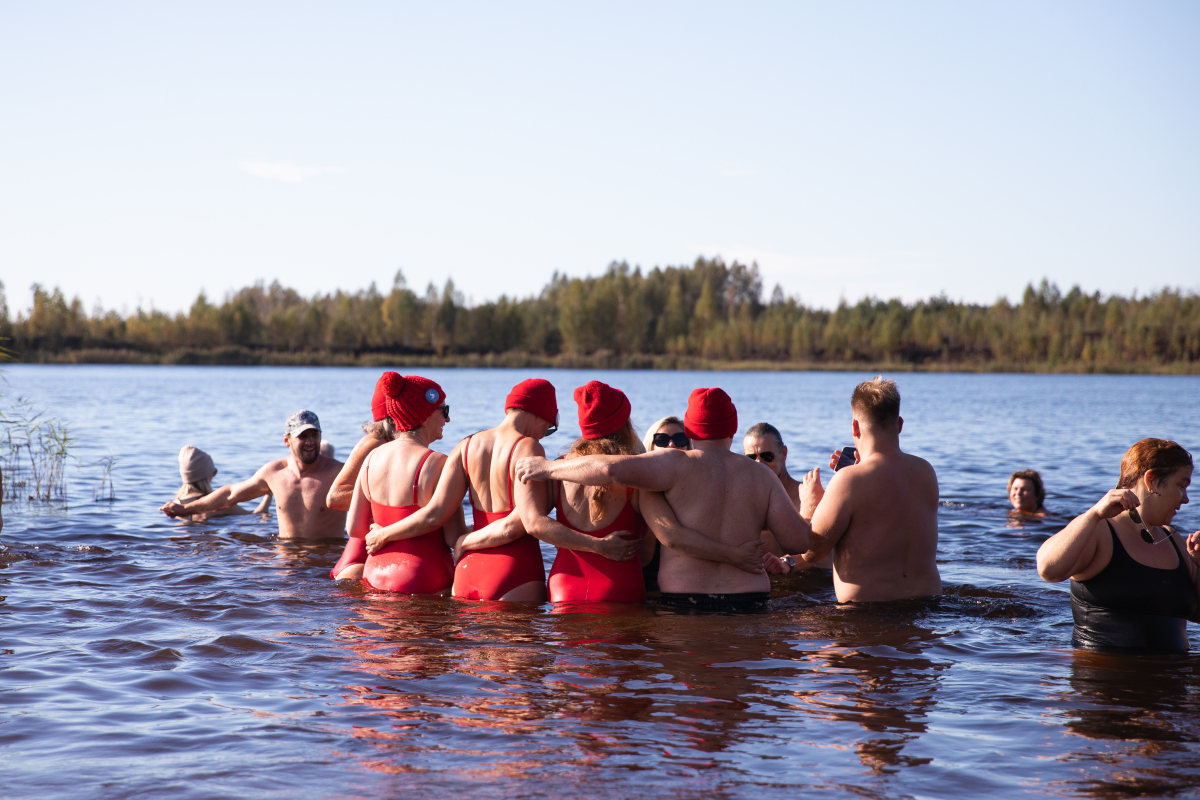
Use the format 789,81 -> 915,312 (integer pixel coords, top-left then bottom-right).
514,436 -> 545,457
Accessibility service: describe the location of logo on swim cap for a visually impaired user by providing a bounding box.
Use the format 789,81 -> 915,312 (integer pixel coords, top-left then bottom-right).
425,388 -> 440,403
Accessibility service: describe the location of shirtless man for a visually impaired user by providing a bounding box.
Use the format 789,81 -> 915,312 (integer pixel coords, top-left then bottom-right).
797,376 -> 941,602
160,410 -> 347,539
517,387 -> 810,612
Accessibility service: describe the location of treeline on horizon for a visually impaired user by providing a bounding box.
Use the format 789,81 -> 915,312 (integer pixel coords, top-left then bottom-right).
1,257 -> 1198,371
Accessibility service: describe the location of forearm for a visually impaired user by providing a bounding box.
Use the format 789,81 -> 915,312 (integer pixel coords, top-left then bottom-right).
654,525 -> 745,565
540,456 -> 619,487
184,486 -> 238,514
459,513 -> 525,553
527,515 -> 616,555
801,532 -> 837,565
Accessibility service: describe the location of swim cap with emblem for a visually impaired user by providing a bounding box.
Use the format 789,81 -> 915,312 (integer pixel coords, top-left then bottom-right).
378,373 -> 446,431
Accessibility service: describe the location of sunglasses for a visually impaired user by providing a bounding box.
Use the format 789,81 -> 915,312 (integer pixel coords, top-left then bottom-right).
746,451 -> 776,463
653,432 -> 690,449
545,413 -> 559,437
440,405 -> 451,421
1129,507 -> 1171,545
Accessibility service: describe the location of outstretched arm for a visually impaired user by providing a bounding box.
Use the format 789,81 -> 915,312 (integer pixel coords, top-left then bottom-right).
515,469 -> 640,562
364,441 -> 469,553
639,491 -> 764,574
160,468 -> 269,518
516,449 -> 687,492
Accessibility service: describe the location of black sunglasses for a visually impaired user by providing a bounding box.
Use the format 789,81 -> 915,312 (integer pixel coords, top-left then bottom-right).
1129,507 -> 1170,545
653,432 -> 690,449
440,405 -> 451,421
545,412 -> 559,437
746,451 -> 776,463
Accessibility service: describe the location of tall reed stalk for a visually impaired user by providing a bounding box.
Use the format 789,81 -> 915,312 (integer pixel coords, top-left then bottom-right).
1,397 -> 73,504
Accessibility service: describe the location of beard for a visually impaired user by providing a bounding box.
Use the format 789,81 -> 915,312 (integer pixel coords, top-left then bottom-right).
297,446 -> 320,465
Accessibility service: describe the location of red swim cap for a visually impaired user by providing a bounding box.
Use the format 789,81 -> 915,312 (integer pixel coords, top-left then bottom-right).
371,372 -> 398,421
505,378 -> 558,424
684,387 -> 738,440
378,373 -> 446,431
574,380 -> 631,439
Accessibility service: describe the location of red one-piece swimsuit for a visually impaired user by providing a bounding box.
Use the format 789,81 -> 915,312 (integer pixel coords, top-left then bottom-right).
548,485 -> 647,604
453,435 -> 547,600
331,450 -> 454,594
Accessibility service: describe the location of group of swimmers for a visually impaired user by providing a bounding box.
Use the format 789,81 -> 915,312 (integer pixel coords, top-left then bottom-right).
159,373 -> 1200,652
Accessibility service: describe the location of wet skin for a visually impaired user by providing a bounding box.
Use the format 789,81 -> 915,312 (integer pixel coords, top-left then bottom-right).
160,429 -> 347,539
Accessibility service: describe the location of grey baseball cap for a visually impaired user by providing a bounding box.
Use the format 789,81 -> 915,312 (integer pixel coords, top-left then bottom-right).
285,410 -> 321,437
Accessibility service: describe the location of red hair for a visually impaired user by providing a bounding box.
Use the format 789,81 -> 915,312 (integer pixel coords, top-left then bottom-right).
1116,438 -> 1193,489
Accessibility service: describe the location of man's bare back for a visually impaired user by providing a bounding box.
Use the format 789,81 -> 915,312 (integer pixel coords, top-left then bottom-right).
800,378 -> 941,602
648,447 -> 803,593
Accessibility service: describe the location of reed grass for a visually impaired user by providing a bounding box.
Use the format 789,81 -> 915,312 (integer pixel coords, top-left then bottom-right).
0,396 -> 74,504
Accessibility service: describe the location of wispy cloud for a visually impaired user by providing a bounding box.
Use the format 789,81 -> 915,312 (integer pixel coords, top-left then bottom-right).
238,160 -> 343,183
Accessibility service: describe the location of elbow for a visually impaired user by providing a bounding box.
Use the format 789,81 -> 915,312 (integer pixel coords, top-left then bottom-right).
1035,554 -> 1065,584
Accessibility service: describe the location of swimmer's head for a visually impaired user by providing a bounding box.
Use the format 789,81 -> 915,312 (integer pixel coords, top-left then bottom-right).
744,422 -> 786,475
284,410 -> 322,465
644,416 -> 690,451
376,374 -> 447,434
1007,469 -> 1045,513
320,441 -> 334,459
1118,439 -> 1192,526
851,377 -> 901,428
176,445 -> 217,499
506,378 -> 559,438
684,388 -> 737,443
573,381 -> 631,440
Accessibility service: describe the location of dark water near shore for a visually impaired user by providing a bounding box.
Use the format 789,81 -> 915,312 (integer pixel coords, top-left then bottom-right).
2,365 -> 1199,799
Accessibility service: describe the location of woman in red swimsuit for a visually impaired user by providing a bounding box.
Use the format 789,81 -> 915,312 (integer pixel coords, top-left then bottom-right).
330,373 -> 460,594
541,381 -> 650,605
360,378 -> 561,602
358,379 -> 642,602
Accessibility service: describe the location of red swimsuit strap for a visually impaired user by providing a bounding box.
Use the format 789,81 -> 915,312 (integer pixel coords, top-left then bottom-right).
505,436 -> 527,511
413,449 -> 434,506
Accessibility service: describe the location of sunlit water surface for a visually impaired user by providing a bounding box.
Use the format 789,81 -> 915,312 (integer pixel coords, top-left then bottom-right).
2,366 -> 1199,799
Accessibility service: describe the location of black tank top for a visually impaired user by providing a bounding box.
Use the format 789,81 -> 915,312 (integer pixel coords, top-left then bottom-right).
1070,520 -> 1197,653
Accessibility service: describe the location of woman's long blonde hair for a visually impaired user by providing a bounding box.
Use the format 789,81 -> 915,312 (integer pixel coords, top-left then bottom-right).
175,477 -> 213,501
566,420 -> 644,523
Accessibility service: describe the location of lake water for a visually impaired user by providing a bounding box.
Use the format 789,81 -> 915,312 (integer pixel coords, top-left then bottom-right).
2,365 -> 1199,799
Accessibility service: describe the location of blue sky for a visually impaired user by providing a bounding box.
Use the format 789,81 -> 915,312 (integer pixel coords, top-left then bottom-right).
1,1 -> 1197,314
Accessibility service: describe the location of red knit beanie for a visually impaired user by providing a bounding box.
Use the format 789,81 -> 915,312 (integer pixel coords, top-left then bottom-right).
574,381 -> 631,439
371,372 -> 398,421
378,373 -> 446,431
684,387 -> 738,440
505,378 -> 558,424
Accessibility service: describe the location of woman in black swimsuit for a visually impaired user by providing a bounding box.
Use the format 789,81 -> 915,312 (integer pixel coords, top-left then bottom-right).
1037,438 -> 1200,653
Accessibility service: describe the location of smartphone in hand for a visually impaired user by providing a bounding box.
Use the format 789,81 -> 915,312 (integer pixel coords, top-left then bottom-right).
834,446 -> 857,471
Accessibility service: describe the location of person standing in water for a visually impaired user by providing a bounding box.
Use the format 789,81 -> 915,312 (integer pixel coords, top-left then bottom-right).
170,445 -> 252,521
797,377 -> 942,602
332,374 -> 461,593
639,416 -> 691,591
1037,439 -> 1198,653
355,378 -> 569,601
518,387 -> 806,612
326,373 -> 403,511
742,422 -> 833,574
160,411 -> 346,539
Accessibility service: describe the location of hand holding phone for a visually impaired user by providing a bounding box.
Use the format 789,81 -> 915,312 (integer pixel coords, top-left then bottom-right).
833,446 -> 858,471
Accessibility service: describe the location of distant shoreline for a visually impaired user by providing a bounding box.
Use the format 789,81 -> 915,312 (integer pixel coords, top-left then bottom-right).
12,347 -> 1199,375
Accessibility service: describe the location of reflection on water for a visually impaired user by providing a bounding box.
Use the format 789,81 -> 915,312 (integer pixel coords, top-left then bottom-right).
2,366 -> 1199,798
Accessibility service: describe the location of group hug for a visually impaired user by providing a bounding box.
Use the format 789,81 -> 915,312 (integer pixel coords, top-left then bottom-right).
160,373 -> 1200,653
